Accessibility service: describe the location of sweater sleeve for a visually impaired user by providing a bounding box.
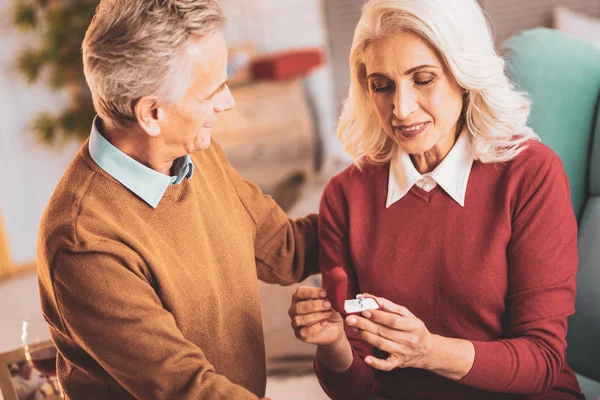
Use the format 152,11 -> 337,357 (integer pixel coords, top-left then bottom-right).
50,244 -> 263,400
314,178 -> 376,399
460,157 -> 578,395
221,150 -> 319,285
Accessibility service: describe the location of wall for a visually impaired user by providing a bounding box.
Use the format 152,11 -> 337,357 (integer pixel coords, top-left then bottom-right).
220,0 -> 345,163
0,1 -> 80,266
480,0 -> 600,42
0,0 -> 77,351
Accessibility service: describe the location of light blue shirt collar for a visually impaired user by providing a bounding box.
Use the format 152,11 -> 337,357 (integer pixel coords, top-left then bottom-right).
88,116 -> 194,208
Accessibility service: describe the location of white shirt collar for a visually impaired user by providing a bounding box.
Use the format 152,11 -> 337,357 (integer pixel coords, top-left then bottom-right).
386,126 -> 474,208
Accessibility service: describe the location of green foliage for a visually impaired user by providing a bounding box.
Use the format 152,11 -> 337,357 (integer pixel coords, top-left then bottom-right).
31,112 -> 57,144
11,1 -> 38,30
10,0 -> 98,145
15,49 -> 44,83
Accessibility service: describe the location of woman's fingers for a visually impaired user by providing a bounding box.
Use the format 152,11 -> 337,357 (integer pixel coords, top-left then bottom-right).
364,294 -> 414,317
289,286 -> 332,318
296,320 -> 328,340
292,286 -> 327,302
347,314 -> 398,340
347,314 -> 423,347
291,310 -> 333,329
289,287 -> 345,346
361,310 -> 421,332
364,355 -> 400,372
355,329 -> 401,355
289,298 -> 332,317
346,298 -> 434,372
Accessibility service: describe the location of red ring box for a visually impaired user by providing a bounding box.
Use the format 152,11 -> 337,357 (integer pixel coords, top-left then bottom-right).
323,266 -> 381,315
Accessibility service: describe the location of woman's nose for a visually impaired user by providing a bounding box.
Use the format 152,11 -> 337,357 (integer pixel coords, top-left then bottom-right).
393,84 -> 417,120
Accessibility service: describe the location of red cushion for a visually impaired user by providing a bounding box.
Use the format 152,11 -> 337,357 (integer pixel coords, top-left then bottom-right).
251,49 -> 324,81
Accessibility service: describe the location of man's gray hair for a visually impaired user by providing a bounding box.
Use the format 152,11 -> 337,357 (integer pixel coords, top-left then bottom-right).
82,0 -> 226,129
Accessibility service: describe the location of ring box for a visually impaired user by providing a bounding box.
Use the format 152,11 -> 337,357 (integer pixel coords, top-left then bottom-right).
343,297 -> 381,314
323,266 -> 381,315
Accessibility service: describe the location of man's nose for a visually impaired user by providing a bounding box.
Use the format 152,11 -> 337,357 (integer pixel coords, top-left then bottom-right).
214,86 -> 235,113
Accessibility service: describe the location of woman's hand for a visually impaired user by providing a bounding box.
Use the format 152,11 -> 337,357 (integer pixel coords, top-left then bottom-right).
289,286 -> 355,372
346,295 -> 474,380
346,296 -> 435,371
288,286 -> 345,346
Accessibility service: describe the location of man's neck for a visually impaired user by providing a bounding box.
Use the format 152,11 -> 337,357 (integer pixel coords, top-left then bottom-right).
99,121 -> 174,176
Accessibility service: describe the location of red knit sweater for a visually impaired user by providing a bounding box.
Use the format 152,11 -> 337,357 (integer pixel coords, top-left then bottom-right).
315,140 -> 583,399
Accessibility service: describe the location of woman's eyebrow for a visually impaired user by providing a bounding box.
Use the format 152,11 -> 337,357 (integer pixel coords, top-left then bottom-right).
404,64 -> 438,74
367,73 -> 390,80
367,64 -> 439,80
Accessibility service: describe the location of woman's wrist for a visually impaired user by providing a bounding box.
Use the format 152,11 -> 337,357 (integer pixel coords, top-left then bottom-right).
421,334 -> 475,380
317,334 -> 354,372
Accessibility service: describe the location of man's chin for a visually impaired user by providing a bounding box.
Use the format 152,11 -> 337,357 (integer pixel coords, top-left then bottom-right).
192,134 -> 211,152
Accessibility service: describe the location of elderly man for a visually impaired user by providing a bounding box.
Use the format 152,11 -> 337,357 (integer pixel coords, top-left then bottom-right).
37,1 -> 320,399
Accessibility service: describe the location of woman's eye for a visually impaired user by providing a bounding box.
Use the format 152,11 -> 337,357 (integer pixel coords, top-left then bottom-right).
414,73 -> 435,86
415,78 -> 434,86
371,83 -> 392,93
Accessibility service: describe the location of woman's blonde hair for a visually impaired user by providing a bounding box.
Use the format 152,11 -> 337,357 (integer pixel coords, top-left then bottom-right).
339,0 -> 538,167
82,0 -> 225,129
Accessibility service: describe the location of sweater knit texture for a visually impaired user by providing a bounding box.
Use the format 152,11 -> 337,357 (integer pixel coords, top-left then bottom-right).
315,140 -> 583,400
37,140 -> 319,400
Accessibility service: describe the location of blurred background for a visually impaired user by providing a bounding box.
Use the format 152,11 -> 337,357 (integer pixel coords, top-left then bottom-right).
0,0 -> 599,399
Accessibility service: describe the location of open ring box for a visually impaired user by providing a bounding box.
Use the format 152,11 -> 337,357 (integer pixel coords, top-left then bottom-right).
323,266 -> 381,315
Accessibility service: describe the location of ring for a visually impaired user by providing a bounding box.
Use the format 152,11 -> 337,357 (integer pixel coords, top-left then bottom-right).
356,294 -> 365,307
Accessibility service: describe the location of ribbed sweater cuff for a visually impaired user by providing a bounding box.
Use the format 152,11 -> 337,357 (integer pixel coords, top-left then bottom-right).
459,340 -> 507,391
314,348 -> 373,399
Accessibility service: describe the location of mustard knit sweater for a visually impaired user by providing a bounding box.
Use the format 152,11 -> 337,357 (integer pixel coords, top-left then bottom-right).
37,140 -> 319,399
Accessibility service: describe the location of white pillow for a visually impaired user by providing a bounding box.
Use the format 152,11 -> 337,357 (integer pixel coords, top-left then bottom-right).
553,6 -> 600,48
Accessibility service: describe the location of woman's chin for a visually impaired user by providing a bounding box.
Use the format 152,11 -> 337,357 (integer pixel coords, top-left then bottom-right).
396,137 -> 432,155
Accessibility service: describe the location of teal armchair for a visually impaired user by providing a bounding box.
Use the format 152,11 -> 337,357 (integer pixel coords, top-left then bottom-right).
505,28 -> 600,399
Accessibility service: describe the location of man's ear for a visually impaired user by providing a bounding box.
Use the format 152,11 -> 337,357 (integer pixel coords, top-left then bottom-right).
134,96 -> 164,138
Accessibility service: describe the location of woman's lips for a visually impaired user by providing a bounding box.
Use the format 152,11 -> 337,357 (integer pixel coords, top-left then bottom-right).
393,122 -> 429,138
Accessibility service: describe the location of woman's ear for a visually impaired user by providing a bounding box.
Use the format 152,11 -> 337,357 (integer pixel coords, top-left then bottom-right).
134,96 -> 162,138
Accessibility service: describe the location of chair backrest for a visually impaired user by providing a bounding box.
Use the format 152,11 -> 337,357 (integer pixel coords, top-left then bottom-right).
505,28 -> 600,381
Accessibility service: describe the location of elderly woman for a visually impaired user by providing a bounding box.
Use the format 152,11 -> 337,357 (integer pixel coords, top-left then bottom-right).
288,0 -> 584,398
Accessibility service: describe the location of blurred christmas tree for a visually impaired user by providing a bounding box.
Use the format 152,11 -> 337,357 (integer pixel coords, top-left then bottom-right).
11,0 -> 98,145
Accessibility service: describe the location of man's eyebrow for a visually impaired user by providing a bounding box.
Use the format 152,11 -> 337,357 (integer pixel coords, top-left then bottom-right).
203,80 -> 230,100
